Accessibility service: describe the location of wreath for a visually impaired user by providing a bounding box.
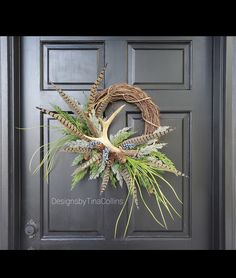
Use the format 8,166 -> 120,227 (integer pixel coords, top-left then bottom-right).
32,65 -> 187,238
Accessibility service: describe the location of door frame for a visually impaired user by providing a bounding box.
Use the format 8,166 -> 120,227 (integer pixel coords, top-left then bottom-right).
0,36 -> 234,250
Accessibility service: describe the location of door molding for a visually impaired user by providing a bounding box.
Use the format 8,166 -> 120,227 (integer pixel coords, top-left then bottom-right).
0,36 -> 21,249
0,36 -> 234,249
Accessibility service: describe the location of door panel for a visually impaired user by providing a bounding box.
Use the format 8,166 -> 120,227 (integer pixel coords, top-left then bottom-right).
21,36 -> 212,249
127,41 -> 191,90
42,42 -> 105,90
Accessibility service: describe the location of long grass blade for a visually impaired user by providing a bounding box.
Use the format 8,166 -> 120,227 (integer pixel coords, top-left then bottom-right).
147,171 -> 174,221
152,171 -> 183,204
114,190 -> 130,239
32,136 -> 70,176
162,194 -> 181,218
154,191 -> 167,228
136,182 -> 165,228
123,197 -> 134,238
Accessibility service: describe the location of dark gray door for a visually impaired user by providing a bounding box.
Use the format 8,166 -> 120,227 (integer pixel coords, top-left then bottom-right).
20,36 -> 212,249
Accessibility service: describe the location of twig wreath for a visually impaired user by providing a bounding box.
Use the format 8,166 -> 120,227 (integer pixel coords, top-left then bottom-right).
32,64 -> 187,238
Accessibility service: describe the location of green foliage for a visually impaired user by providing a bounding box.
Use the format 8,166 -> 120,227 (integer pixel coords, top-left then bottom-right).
110,172 -> 118,188
96,160 -> 106,177
65,133 -> 79,141
71,168 -> 88,189
111,162 -> 123,187
89,162 -> 100,179
71,154 -> 84,166
151,150 -> 177,171
137,143 -> 167,157
111,130 -> 135,147
114,154 -> 182,238
29,92 -> 185,238
51,104 -> 89,134
30,134 -> 79,182
52,104 -> 75,122
89,149 -> 106,180
124,156 -> 182,230
111,162 -> 120,173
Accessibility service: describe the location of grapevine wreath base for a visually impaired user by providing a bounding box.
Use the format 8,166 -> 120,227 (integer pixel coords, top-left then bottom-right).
31,65 -> 187,238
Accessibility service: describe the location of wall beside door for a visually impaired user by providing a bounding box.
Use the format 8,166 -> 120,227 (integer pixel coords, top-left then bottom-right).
225,37 -> 236,249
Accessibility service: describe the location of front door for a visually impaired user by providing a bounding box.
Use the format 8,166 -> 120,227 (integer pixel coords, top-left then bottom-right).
20,36 -> 213,249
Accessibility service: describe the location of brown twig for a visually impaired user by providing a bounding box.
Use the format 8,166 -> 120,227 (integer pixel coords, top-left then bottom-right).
94,83 -> 160,134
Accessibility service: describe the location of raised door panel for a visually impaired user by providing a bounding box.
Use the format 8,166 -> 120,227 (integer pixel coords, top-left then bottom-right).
42,42 -> 105,90
128,41 -> 192,90
21,37 -> 212,249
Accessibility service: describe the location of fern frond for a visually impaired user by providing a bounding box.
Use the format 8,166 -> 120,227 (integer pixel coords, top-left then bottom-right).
148,157 -> 186,177
71,154 -> 84,166
89,162 -> 100,180
90,158 -> 106,179
71,169 -> 88,189
110,172 -> 118,188
151,151 -> 177,171
51,104 -> 88,133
